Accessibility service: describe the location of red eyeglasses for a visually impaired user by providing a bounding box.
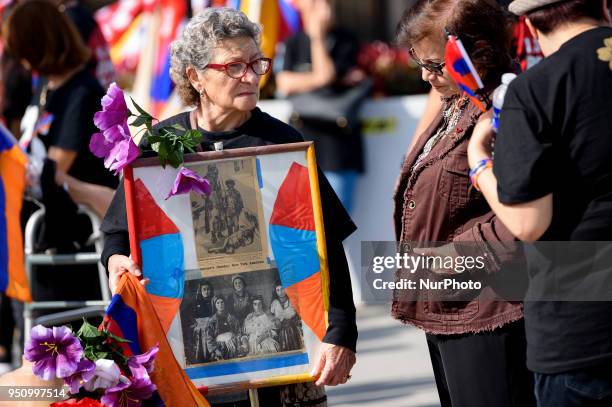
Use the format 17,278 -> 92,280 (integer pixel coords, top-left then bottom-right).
205,57 -> 272,79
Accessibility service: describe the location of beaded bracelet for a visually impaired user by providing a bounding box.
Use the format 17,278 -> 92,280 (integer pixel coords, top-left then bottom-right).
469,158 -> 493,191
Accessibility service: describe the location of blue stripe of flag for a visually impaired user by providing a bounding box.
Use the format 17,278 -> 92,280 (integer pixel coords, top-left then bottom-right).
269,224 -> 319,287
106,294 -> 142,355
185,352 -> 309,379
0,175 -> 7,293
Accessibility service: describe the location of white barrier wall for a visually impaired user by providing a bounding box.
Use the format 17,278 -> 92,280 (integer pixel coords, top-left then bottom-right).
258,95 -> 428,303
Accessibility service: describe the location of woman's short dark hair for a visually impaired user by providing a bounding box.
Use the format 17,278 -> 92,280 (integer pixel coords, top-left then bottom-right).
2,0 -> 90,76
396,0 -> 514,89
527,0 -> 610,34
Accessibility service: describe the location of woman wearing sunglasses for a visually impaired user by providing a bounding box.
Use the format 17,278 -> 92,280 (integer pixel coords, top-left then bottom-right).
101,7 -> 357,407
392,1 -> 535,406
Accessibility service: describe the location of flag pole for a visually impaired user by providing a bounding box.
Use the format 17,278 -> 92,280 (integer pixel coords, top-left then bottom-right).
249,389 -> 260,407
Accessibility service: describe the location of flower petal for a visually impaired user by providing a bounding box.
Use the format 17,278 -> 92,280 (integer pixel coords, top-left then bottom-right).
65,358 -> 96,394
128,345 -> 158,377
165,167 -> 211,199
33,357 -> 57,381
55,353 -> 79,379
89,132 -> 112,158
597,47 -> 612,62
94,83 -> 129,131
101,83 -> 128,112
103,138 -> 140,175
93,110 -> 128,132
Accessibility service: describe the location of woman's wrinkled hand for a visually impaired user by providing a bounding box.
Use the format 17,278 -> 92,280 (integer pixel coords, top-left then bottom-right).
468,109 -> 495,168
107,254 -> 148,294
310,342 -> 356,386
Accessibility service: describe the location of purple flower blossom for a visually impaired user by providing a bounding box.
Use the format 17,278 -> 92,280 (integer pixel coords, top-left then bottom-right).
64,358 -> 96,394
165,167 -> 211,199
82,359 -> 121,392
90,83 -> 140,174
101,375 -> 156,407
127,345 -> 158,378
24,325 -> 83,381
103,136 -> 140,175
93,83 -> 129,131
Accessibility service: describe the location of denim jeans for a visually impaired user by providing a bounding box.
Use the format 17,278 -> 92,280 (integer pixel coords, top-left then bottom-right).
535,366 -> 612,407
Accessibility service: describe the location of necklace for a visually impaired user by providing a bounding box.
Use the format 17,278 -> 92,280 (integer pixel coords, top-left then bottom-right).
412,96 -> 468,171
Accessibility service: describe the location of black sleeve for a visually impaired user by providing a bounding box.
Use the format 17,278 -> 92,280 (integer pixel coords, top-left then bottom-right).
331,30 -> 359,79
494,83 -> 554,204
318,172 -> 358,352
100,179 -> 130,269
281,35 -> 298,72
1,57 -> 32,122
53,88 -> 98,152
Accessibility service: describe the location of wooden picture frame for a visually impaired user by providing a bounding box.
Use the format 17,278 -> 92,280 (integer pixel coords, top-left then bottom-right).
123,142 -> 329,394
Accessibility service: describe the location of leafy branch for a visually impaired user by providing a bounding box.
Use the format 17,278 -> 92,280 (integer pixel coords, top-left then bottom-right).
129,98 -> 202,168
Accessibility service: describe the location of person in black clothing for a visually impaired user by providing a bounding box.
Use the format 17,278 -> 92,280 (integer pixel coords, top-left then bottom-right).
3,0 -> 117,219
2,0 -> 118,325
57,0 -> 115,89
467,0 -> 612,405
276,0 -> 366,213
101,7 -> 356,407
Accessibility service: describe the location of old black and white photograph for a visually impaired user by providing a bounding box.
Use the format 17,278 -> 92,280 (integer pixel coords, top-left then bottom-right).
189,157 -> 268,272
179,268 -> 306,366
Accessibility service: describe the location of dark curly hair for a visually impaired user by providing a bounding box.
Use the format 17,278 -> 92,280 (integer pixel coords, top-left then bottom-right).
396,0 -> 514,90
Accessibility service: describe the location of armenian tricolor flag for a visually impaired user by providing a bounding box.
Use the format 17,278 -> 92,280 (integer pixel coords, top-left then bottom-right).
0,123 -> 31,302
105,273 -> 210,406
269,162 -> 327,340
445,33 -> 488,112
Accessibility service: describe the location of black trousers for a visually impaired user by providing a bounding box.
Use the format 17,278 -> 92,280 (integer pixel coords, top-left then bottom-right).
426,319 -> 536,407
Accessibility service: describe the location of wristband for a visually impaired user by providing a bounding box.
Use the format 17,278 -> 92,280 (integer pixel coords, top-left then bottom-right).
469,158 -> 493,191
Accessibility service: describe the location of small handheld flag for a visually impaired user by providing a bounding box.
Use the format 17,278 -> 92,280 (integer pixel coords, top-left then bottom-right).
445,32 -> 489,112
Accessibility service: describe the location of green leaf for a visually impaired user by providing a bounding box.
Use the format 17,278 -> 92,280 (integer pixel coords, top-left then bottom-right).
129,97 -> 152,120
171,123 -> 186,132
157,141 -> 169,167
167,148 -> 183,168
159,127 -> 178,141
77,319 -> 102,340
147,135 -> 162,144
130,116 -> 148,128
105,330 -> 132,344
181,130 -> 202,149
94,351 -> 109,359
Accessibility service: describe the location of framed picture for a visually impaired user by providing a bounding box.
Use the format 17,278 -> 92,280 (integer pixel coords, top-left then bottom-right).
123,142 -> 329,394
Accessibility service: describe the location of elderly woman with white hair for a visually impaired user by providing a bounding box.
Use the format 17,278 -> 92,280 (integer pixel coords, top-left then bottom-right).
100,7 -> 357,406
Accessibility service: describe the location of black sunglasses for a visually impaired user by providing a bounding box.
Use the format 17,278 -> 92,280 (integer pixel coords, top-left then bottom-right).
409,48 -> 446,76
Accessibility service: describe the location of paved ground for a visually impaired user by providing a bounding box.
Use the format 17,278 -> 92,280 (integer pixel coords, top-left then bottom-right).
327,304 -> 441,407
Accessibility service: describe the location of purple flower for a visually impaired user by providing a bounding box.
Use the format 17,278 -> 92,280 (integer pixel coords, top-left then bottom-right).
127,345 -> 158,378
165,167 -> 211,199
90,123 -> 132,159
64,358 -> 96,394
24,325 -> 83,381
90,83 -> 140,174
82,359 -> 121,392
103,136 -> 140,175
93,83 -> 129,131
101,375 -> 156,407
